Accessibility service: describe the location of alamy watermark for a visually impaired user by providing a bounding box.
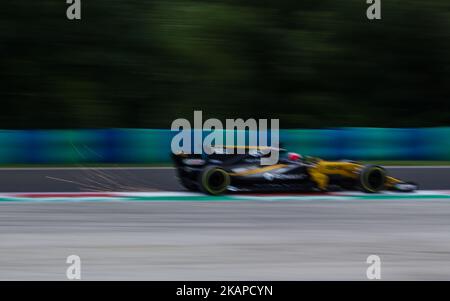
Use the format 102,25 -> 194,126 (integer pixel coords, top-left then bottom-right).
66,255 -> 81,280
366,0 -> 381,20
66,0 -> 81,20
65,1 -> 380,22
366,255 -> 381,280
171,111 -> 280,165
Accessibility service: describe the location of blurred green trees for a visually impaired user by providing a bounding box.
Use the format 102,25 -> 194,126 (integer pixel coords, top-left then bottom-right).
0,0 -> 449,128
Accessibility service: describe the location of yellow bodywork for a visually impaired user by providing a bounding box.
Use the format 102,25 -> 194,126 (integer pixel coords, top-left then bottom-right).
229,164 -> 288,176
308,159 -> 401,191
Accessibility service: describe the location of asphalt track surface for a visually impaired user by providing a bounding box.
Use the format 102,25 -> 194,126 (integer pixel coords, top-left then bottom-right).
2,199 -> 450,280
0,166 -> 449,192
0,167 -> 449,280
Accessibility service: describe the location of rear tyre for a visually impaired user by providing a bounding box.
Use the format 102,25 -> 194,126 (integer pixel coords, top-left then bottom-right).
359,165 -> 386,193
199,166 -> 230,195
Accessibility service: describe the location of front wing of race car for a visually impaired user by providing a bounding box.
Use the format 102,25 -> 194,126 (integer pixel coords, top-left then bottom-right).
306,160 -> 417,193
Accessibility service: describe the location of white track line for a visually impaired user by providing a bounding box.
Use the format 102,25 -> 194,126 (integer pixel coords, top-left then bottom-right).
1,190 -> 449,197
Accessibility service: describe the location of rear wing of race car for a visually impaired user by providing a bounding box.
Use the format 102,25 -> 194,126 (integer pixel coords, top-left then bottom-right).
171,152 -> 206,169
172,145 -> 287,169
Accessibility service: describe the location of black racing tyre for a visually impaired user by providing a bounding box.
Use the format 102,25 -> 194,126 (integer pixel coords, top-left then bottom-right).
199,166 -> 230,195
359,165 -> 386,193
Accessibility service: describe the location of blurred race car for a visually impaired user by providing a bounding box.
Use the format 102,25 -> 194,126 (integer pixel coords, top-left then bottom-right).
172,146 -> 418,195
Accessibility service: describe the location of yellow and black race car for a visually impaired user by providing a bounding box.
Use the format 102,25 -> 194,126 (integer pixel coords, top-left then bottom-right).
172,146 -> 418,195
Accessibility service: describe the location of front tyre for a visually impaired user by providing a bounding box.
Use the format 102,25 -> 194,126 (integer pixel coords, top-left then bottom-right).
199,166 -> 230,195
359,165 -> 386,193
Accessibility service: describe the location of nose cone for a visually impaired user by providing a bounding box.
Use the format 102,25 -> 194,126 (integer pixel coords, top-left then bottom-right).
393,182 -> 418,192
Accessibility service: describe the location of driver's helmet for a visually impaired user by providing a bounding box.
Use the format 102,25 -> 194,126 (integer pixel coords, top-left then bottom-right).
287,152 -> 302,161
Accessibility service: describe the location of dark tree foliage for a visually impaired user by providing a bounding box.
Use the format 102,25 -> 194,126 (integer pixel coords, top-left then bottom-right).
0,0 -> 449,128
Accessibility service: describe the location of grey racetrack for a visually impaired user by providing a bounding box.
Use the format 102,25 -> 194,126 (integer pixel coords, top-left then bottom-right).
0,167 -> 449,280
2,200 -> 450,280
0,166 -> 448,192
